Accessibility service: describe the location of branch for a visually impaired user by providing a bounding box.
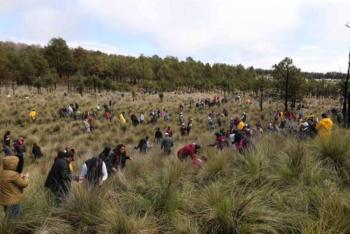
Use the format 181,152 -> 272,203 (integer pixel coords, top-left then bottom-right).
346,22 -> 350,29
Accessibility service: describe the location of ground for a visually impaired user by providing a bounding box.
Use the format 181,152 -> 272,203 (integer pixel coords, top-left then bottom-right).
0,87 -> 348,234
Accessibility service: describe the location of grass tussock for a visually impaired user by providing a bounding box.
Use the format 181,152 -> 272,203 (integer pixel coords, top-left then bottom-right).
0,89 -> 348,233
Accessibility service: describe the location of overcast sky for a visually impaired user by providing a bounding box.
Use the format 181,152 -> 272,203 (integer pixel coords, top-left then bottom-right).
0,0 -> 349,72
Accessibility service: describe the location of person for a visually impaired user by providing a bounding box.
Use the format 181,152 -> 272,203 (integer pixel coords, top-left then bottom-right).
140,113 -> 145,123
209,129 -> 228,150
83,118 -> 91,133
29,109 -> 38,122
14,137 -> 26,173
3,131 -> 11,148
64,147 -> 76,173
177,143 -> 202,164
232,130 -> 249,154
110,144 -> 131,172
79,157 -> 108,187
180,123 -> 187,136
135,136 -> 151,154
187,118 -> 193,135
103,111 -> 112,121
32,143 -> 43,160
44,151 -> 73,203
88,117 -> 96,132
154,128 -> 163,144
119,113 -> 126,125
234,117 -> 245,130
98,147 -> 112,174
131,114 -> 139,127
0,156 -> 29,220
161,133 -> 173,155
3,131 -> 11,156
316,113 -> 333,139
166,126 -> 173,138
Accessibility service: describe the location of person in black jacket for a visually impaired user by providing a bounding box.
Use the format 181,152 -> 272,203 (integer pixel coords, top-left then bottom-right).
32,143 -> 43,160
135,136 -> 151,154
44,151 -> 73,203
154,128 -> 163,144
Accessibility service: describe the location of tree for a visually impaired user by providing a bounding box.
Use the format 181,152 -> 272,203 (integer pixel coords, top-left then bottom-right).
44,38 -> 76,78
340,51 -> 350,127
103,78 -> 112,90
72,74 -> 86,96
272,57 -> 303,111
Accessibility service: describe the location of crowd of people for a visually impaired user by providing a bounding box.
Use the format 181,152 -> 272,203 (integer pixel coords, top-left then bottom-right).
0,94 -> 337,221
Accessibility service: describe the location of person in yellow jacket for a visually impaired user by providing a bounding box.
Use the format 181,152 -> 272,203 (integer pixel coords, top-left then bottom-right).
29,109 -> 38,122
316,113 -> 333,138
119,113 -> 126,125
234,117 -> 245,130
0,156 -> 29,220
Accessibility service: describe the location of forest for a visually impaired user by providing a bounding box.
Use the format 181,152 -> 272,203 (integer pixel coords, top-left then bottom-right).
0,37 -> 342,99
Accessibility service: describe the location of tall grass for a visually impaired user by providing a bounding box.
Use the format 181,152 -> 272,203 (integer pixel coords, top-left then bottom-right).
0,88 -> 348,233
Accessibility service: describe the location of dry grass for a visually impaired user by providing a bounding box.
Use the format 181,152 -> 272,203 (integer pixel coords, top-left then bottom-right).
0,87 -> 347,234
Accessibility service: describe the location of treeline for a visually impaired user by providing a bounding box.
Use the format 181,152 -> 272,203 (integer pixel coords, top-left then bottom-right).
0,37 -> 341,97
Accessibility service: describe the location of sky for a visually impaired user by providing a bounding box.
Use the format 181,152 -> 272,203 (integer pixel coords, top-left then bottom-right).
0,0 -> 349,73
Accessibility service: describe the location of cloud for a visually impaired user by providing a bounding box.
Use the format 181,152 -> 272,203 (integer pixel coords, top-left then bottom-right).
79,0 -> 300,54
1,0 -> 350,72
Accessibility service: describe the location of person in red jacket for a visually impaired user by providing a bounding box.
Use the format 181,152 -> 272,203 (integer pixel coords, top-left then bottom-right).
177,143 -> 201,162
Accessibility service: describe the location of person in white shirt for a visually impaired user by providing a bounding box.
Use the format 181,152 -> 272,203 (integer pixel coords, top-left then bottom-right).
79,157 -> 108,186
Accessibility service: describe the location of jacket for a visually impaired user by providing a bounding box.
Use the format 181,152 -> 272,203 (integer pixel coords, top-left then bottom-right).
316,118 -> 333,138
0,156 -> 28,206
44,158 -> 71,195
161,137 -> 173,154
119,114 -> 126,124
177,144 -> 196,160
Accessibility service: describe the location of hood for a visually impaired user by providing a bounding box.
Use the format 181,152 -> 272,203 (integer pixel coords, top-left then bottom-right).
2,156 -> 19,171
319,118 -> 333,129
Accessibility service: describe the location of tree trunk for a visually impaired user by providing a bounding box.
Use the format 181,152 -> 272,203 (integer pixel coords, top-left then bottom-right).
343,51 -> 350,127
284,68 -> 289,111
11,81 -> 15,95
260,90 -> 263,112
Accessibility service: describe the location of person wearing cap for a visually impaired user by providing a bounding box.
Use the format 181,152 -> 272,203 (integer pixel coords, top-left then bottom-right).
161,133 -> 173,155
177,143 -> 201,163
44,151 -> 73,203
316,113 -> 333,139
0,156 -> 29,220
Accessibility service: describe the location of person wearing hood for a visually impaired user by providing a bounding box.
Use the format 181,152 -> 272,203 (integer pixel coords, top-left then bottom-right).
0,156 -> 29,220
316,113 -> 333,138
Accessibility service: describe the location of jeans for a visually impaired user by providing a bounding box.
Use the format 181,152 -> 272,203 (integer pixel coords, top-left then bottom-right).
4,204 -> 20,220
